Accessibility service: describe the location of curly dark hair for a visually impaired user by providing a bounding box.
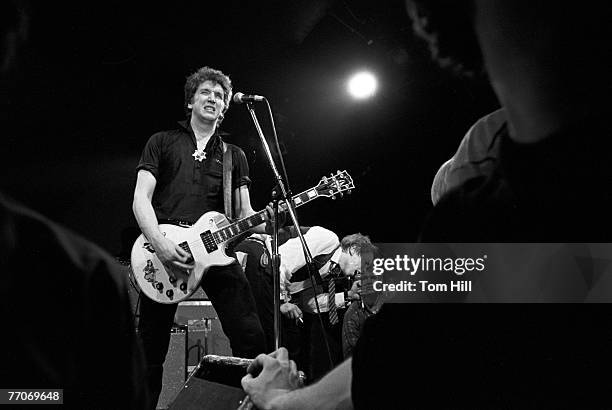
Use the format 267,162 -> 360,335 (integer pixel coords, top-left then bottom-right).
184,66 -> 233,123
405,0 -> 483,77
341,233 -> 377,256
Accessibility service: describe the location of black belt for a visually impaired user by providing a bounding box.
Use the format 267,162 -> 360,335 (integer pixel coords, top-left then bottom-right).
159,219 -> 194,227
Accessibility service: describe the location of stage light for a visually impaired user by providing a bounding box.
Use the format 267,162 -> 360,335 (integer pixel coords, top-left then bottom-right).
347,71 -> 377,99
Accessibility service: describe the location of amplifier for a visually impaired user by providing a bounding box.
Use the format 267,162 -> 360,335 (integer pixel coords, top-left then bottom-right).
168,355 -> 251,410
186,287 -> 207,300
156,325 -> 188,410
175,301 -> 232,367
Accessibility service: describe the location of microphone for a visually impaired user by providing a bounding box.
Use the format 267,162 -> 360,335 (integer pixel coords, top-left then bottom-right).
233,92 -> 265,104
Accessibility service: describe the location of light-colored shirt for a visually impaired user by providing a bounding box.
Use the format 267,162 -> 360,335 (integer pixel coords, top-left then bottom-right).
278,226 -> 341,314
431,108 -> 506,205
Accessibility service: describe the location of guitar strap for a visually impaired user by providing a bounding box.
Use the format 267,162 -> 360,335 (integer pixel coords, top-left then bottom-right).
312,245 -> 341,272
222,142 -> 233,220
289,245 -> 340,284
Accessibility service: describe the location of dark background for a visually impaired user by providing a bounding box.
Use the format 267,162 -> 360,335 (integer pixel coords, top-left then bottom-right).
0,0 -> 498,254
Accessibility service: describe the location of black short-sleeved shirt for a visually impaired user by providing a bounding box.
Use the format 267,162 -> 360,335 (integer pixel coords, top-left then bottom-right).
137,120 -> 251,223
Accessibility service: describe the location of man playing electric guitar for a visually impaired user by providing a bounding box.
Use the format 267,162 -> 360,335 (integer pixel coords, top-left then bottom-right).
276,226 -> 376,383
132,66 -> 268,407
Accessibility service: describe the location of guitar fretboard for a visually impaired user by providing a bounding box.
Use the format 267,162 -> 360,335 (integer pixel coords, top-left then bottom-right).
210,187 -> 320,244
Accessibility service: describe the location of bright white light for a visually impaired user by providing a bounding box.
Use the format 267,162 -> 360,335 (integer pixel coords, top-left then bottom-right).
347,71 -> 377,99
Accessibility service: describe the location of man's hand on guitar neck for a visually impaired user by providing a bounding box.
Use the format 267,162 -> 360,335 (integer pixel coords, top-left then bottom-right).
259,202 -> 289,235
248,202 -> 276,235
151,236 -> 195,279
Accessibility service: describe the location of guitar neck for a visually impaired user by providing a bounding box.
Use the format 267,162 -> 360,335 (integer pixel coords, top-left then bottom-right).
212,187 -> 321,243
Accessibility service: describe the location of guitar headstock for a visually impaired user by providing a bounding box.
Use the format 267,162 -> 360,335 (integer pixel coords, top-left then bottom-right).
314,170 -> 355,199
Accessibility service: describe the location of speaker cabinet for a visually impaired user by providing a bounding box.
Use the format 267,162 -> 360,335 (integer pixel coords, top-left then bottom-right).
168,355 -> 250,410
156,325 -> 188,410
176,301 -> 232,365
186,287 -> 207,301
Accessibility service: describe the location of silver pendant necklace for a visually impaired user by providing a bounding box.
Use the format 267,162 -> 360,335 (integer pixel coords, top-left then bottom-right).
192,147 -> 207,162
192,136 -> 209,162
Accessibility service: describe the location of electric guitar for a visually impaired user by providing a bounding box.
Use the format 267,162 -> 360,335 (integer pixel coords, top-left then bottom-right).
131,170 -> 354,304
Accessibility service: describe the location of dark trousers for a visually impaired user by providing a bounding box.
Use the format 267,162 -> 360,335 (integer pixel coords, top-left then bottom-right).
281,315 -> 303,366
236,239 -> 276,353
301,311 -> 344,383
138,262 -> 266,408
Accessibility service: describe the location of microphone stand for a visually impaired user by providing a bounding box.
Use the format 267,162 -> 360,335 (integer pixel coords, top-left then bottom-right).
244,101 -> 323,350
237,99 -> 333,410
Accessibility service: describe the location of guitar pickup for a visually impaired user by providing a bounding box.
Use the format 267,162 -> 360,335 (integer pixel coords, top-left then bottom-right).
200,231 -> 218,253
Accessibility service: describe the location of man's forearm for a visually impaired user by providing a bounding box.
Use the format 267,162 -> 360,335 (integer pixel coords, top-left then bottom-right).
270,359 -> 353,410
244,209 -> 272,235
132,195 -> 163,244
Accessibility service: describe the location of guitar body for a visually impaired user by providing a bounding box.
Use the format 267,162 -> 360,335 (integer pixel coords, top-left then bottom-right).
131,211 -> 235,304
